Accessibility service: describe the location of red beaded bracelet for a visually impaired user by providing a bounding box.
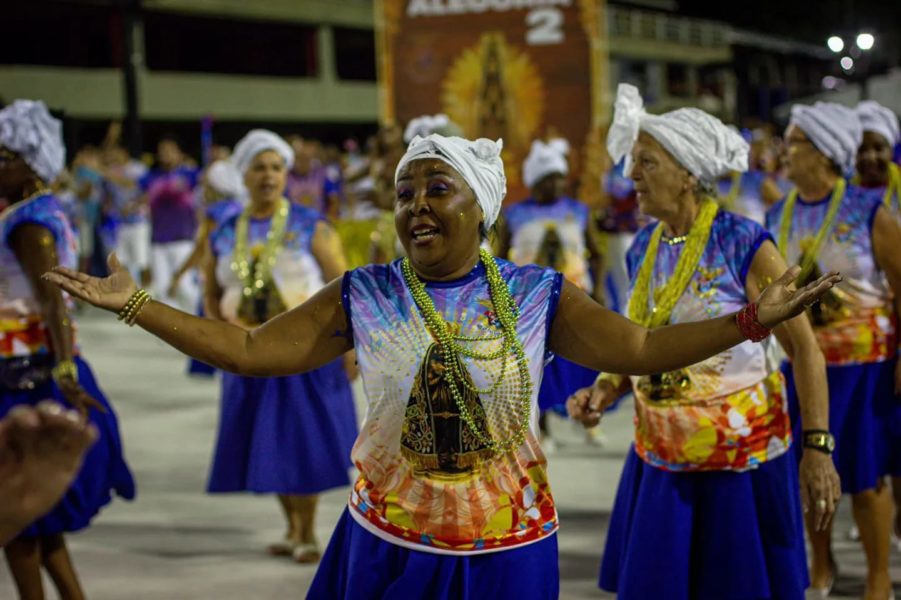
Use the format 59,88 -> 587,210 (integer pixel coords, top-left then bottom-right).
735,302 -> 771,342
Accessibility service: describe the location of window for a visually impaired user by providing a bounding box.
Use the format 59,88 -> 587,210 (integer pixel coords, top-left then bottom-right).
143,12 -> 318,77
333,27 -> 377,81
1,2 -> 120,68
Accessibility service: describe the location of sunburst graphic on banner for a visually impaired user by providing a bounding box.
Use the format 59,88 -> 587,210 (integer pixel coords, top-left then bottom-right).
441,33 -> 546,183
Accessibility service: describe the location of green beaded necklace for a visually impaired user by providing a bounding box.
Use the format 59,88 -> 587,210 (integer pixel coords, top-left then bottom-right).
400,248 -> 534,456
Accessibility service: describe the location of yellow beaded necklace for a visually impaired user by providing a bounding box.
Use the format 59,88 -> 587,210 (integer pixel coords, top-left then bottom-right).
777,178 -> 845,282
231,197 -> 290,298
852,162 -> 901,210
721,171 -> 742,212
628,198 -> 719,328
401,247 -> 533,456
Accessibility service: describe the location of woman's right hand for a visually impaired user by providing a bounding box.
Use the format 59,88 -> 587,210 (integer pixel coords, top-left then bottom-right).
566,380 -> 618,428
42,252 -> 138,313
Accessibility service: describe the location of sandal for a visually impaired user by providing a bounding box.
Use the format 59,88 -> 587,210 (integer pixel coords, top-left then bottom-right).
292,542 -> 321,564
266,537 -> 297,557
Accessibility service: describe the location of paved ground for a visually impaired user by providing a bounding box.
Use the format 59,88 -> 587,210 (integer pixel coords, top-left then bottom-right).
0,309 -> 898,598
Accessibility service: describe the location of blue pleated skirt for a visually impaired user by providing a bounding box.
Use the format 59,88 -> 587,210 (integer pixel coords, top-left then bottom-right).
600,447 -> 808,600
207,357 -> 357,495
783,359 -> 898,493
307,508 -> 559,600
538,356 -> 598,412
0,356 -> 136,537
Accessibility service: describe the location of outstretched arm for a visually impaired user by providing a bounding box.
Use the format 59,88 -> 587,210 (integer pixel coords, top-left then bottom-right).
548,266 -> 840,375
44,254 -> 353,377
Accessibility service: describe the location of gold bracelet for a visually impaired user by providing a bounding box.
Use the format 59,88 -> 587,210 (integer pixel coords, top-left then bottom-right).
594,372 -> 624,389
51,359 -> 78,384
126,293 -> 152,326
118,289 -> 149,322
123,292 -> 148,324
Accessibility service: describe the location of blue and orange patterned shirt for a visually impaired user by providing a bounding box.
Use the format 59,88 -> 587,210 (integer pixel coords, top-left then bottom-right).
625,210 -> 791,472
343,259 -> 562,554
766,183 -> 895,366
0,193 -> 78,358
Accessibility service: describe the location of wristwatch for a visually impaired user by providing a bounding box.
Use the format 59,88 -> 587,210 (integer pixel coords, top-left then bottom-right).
802,430 -> 835,455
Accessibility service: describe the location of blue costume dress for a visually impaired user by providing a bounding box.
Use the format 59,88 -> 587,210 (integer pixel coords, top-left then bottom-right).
206,203 -> 357,495
766,183 -> 899,493
503,197 -> 598,411
0,193 -> 135,536
600,210 -> 808,600
309,259 -> 563,599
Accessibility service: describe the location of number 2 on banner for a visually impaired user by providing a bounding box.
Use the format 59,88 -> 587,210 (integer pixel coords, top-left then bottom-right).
526,8 -> 564,45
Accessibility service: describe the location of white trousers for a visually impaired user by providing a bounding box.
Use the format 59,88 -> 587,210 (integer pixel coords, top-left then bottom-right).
151,240 -> 198,313
115,221 -> 151,281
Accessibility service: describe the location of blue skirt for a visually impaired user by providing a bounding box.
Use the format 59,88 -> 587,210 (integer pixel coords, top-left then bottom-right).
207,357 -> 357,495
783,359 -> 898,493
0,356 -> 135,537
307,508 -> 559,600
187,301 -> 216,377
538,356 -> 598,412
600,447 -> 808,600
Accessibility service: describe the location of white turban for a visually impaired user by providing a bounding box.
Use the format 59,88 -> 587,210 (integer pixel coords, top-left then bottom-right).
206,160 -> 246,198
230,129 -> 294,175
396,134 -> 506,229
403,114 -> 463,144
522,138 -> 569,188
789,102 -> 862,174
607,83 -> 748,182
856,100 -> 900,147
0,99 -> 65,183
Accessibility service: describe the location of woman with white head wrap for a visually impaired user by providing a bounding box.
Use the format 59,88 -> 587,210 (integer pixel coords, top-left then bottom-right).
498,137 -> 604,450
765,101 -> 901,598
856,99 -> 901,562
855,100 -> 901,219
568,83 -> 837,600
192,129 -> 358,564
402,113 -> 464,144
0,100 -> 135,600
47,128 -> 838,598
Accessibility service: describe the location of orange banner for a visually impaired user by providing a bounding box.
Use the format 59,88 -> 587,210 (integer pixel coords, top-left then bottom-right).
375,0 -> 609,205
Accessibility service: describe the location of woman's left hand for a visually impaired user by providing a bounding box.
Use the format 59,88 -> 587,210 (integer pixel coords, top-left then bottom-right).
798,449 -> 841,532
56,377 -> 106,418
756,266 -> 842,329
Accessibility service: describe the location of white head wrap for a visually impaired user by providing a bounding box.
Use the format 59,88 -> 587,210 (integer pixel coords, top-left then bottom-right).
0,99 -> 65,183
789,102 -> 862,174
206,160 -> 246,198
522,138 -> 569,188
230,129 -> 294,175
856,100 -> 900,147
403,114 -> 464,144
607,83 -> 748,182
395,134 -> 506,228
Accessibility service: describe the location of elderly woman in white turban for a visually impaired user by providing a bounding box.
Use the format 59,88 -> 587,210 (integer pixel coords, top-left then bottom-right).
0,100 -> 135,600
567,84 -> 838,600
193,129 -> 359,564
46,128 -> 839,598
766,101 -> 901,600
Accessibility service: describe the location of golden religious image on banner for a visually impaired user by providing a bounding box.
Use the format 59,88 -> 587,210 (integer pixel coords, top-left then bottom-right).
375,0 -> 610,205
